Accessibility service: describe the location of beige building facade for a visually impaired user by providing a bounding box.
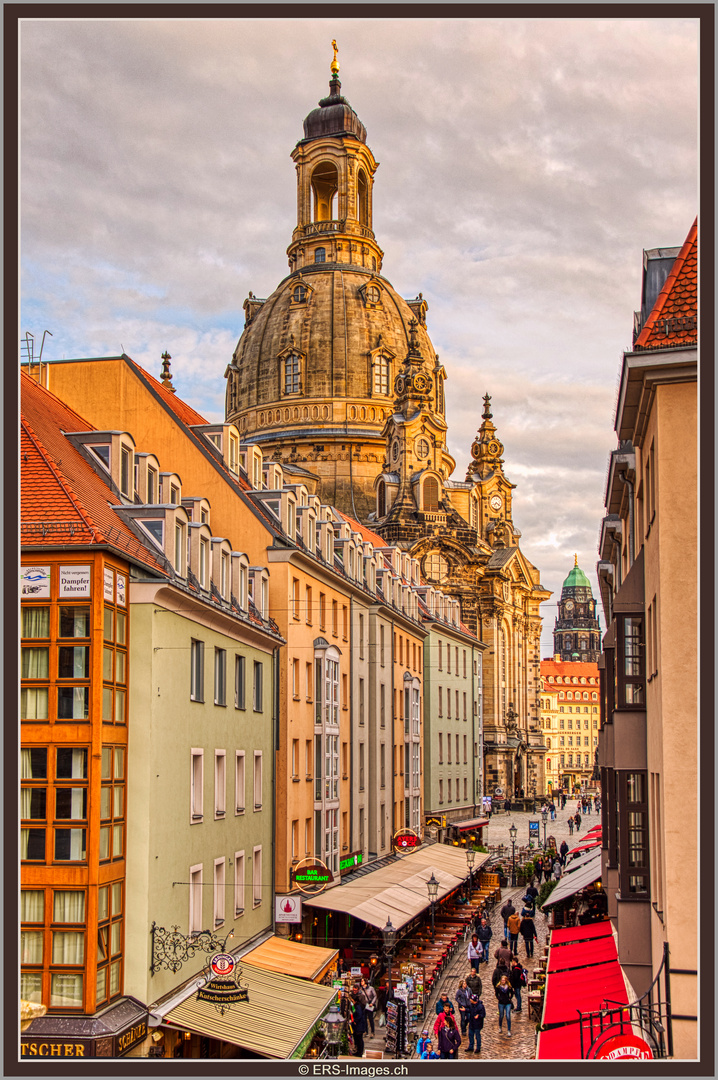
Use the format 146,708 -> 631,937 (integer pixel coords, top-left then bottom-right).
539,659 -> 601,796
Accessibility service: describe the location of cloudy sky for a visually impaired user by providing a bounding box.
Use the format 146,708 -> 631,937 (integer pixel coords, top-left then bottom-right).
20,15 -> 699,653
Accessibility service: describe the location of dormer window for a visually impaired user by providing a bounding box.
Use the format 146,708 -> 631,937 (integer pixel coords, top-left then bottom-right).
89,444 -> 111,469
366,285 -> 380,304
120,446 -> 133,496
174,523 -> 186,576
293,285 -> 307,303
284,353 -> 301,395
170,485 -> 180,505
287,500 -> 296,540
315,248 -> 326,264
228,435 -> 239,474
239,564 -> 248,609
147,466 -> 157,504
199,539 -> 208,589
374,356 -> 389,395
140,519 -> 164,548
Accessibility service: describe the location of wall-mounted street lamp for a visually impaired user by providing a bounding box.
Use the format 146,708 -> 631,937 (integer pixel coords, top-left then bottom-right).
426,871 -> 440,942
509,823 -> 517,887
541,806 -> 548,850
381,917 -> 398,997
465,847 -> 476,902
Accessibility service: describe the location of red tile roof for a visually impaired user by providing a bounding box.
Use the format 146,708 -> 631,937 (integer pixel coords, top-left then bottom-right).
541,658 -> 599,681
21,372 -> 167,574
337,510 -> 387,548
634,219 -> 697,350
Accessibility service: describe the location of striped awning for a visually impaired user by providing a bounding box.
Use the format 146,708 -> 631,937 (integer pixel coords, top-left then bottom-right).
164,961 -> 336,1059
242,936 -> 338,982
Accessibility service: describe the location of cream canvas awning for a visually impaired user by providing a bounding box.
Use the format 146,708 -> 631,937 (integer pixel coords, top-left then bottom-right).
303,845 -> 490,930
242,936 -> 338,982
542,851 -> 602,909
164,961 -> 336,1059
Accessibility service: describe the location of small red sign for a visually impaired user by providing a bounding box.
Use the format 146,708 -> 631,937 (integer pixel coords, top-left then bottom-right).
393,831 -> 420,851
594,1033 -> 653,1060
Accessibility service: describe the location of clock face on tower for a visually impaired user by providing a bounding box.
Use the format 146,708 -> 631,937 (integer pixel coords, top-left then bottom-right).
564,600 -> 574,613
490,494 -> 502,512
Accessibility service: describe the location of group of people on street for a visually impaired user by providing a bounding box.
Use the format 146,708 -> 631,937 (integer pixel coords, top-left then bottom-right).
344,977 -> 377,1057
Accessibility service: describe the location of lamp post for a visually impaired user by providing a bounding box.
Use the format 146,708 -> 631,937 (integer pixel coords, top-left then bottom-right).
541,806 -> 548,850
322,1002 -> 345,1058
381,917 -> 398,1000
465,847 -> 476,902
368,953 -> 379,984
427,872 -> 439,942
509,823 -> 517,886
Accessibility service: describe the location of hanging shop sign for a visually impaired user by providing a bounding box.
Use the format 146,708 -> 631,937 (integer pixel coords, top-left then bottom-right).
425,816 -> 446,828
103,567 -> 115,601
291,858 -> 333,895
21,565 -> 51,598
197,955 -> 249,1013
275,894 -> 302,923
339,851 -> 364,875
529,820 -> 540,838
393,829 -> 420,853
593,1032 -> 654,1060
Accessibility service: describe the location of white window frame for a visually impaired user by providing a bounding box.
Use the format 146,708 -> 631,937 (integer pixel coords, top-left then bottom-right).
253,661 -> 263,712
235,655 -> 246,709
215,750 -> 226,818
234,850 -> 245,917
252,845 -> 262,907
189,863 -> 203,935
190,749 -> 204,822
213,858 -> 225,928
190,640 -> 204,702
235,752 -> 245,814
214,648 -> 227,706
253,751 -> 263,811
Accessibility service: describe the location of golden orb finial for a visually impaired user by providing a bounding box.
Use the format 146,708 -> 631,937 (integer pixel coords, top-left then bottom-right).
574,552 -> 578,567
331,39 -> 339,76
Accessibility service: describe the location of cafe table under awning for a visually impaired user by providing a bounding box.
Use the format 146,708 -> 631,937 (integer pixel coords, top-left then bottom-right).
163,961 -> 337,1059
303,844 -> 490,931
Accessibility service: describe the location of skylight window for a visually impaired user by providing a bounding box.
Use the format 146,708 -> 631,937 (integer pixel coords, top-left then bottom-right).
139,520 -> 164,548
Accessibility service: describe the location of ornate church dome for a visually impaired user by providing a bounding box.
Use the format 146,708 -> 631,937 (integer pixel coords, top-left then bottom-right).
225,49 -> 446,519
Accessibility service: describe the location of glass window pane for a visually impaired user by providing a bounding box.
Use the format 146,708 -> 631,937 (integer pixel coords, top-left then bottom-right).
110,920 -> 121,955
54,828 -> 86,861
21,829 -> 45,860
52,931 -> 84,964
21,748 -> 47,779
50,972 -> 83,1007
99,827 -> 110,860
115,651 -> 126,684
59,607 -> 90,638
22,607 -> 50,637
627,773 -> 645,802
111,882 -> 122,915
96,965 -> 107,1000
103,647 -> 114,681
100,787 -> 111,819
98,886 -> 109,921
114,689 -> 125,724
101,747 -> 112,780
56,749 -> 87,779
21,687 -> 49,720
104,607 -> 114,641
116,612 -> 126,645
21,930 -> 44,964
58,646 -> 90,679
21,890 -> 44,922
22,788 -> 46,819
113,787 -> 124,818
114,748 -> 125,780
55,788 -> 87,820
22,647 -> 49,679
53,891 -> 85,923
21,972 -> 43,1003
109,960 -> 120,996
57,686 -> 89,719
112,824 -> 123,858
102,687 -> 113,721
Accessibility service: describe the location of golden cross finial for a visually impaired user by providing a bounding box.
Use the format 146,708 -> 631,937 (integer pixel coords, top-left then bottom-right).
331,39 -> 339,76
574,553 -> 578,567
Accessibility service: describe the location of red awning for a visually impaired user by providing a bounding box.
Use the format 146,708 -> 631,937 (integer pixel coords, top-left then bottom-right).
453,817 -> 489,831
542,961 -> 628,1026
537,1022 -> 583,1060
569,840 -> 600,854
550,922 -> 612,947
548,936 -> 617,973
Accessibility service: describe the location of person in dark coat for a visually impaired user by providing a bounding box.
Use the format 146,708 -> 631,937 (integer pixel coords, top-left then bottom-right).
534,856 -> 543,883
455,980 -> 471,1035
351,992 -> 367,1057
476,918 -> 493,964
466,994 -> 486,1053
435,992 -> 455,1017
509,957 -> 525,1012
437,1014 -> 461,1059
494,975 -> 516,1035
519,912 -> 538,957
568,816 -> 574,835
559,839 -> 569,866
524,883 -> 539,905
491,958 -> 510,989
494,938 -> 512,968
466,969 -> 482,999
500,898 -> 516,939
575,812 -> 582,831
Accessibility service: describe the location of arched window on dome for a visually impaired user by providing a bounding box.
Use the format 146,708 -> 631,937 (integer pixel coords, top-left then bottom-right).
311,162 -> 338,222
424,477 -> 440,512
373,355 -> 389,396
377,481 -> 386,519
283,352 -> 302,396
357,169 -> 369,226
315,248 -> 326,264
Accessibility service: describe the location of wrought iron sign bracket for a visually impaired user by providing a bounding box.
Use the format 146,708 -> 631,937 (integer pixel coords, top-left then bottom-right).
150,922 -> 233,976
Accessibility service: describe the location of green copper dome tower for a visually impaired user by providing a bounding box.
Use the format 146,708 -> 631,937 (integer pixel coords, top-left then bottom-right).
553,554 -> 601,661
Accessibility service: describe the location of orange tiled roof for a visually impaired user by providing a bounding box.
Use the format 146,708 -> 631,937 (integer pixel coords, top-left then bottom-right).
337,510 -> 387,548
634,219 -> 697,350
541,658 -> 600,682
21,372 -> 167,574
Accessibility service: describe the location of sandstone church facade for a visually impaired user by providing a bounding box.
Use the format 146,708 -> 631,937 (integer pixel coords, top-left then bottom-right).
225,53 -> 550,799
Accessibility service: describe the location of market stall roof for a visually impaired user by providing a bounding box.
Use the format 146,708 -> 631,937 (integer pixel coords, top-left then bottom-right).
541,959 -> 629,1027
303,845 -> 489,930
541,852 -> 602,909
164,961 -> 336,1059
550,922 -> 612,947
548,934 -> 618,974
568,838 -> 601,855
452,817 -> 490,831
562,847 -> 603,874
242,936 -> 338,982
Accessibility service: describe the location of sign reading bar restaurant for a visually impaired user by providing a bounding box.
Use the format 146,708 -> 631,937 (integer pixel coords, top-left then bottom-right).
393,829 -> 420,852
339,851 -> 364,875
292,858 -> 333,895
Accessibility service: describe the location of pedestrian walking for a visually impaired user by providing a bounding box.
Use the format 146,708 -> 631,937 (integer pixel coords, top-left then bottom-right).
494,938 -> 512,968
500,897 -> 516,939
534,856 -> 543,883
507,911 -> 521,956
524,883 -> 539,906
350,991 -> 367,1057
575,812 -> 582,831
552,858 -> 561,881
491,958 -> 510,989
466,994 -> 486,1054
437,1013 -> 461,1059
468,933 -> 483,971
416,1030 -> 430,1056
510,956 -> 526,1012
476,919 -> 493,964
559,839 -> 569,866
586,799 -> 591,815
435,992 -> 455,1017
362,979 -> 377,1036
421,1040 -> 439,1060
519,911 -> 538,957
495,975 -> 515,1036
455,979 -> 471,1035
568,816 -> 574,835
